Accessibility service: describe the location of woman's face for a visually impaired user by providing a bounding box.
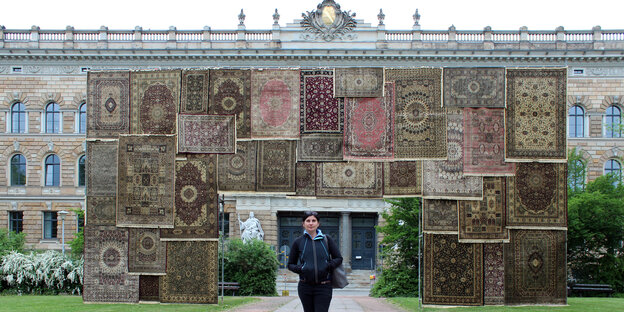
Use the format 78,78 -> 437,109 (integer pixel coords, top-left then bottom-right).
303,215 -> 320,233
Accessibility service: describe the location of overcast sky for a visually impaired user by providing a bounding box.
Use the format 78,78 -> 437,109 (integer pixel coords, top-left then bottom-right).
2,0 -> 622,31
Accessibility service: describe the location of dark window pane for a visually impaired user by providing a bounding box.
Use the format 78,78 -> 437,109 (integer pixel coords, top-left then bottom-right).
45,154 -> 60,186
78,155 -> 86,186
45,103 -> 60,134
11,102 -> 26,133
9,211 -> 23,234
44,211 -> 58,239
10,154 -> 26,186
606,106 -> 622,138
79,104 -> 87,134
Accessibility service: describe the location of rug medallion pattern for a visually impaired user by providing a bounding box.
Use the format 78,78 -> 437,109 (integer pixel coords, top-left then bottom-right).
87,71 -> 130,138
463,108 -> 515,176
130,70 -> 180,134
297,134 -> 343,162
209,69 -> 252,138
505,68 -> 567,161
385,68 -> 446,159
257,140 -> 296,192
128,228 -> 166,274
424,234 -> 483,305
423,199 -> 458,233
181,70 -> 209,114
316,162 -> 382,197
459,177 -> 508,242
87,196 -> 117,226
334,68 -> 384,97
217,141 -> 257,192
507,163 -> 567,228
117,135 -> 175,228
504,230 -> 566,304
344,82 -> 395,160
251,69 -> 300,139
160,241 -> 218,304
177,114 -> 236,154
300,70 -> 342,133
83,226 -> 139,303
443,67 -> 505,108
383,161 -> 422,197
162,154 -> 218,240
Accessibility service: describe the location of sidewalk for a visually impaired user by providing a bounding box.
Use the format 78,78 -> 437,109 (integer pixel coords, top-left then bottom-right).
230,296 -> 406,312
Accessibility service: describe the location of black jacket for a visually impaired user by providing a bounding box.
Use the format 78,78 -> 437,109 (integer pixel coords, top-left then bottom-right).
287,232 -> 343,285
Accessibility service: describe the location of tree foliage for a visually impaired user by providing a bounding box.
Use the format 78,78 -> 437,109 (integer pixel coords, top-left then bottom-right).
220,238 -> 279,296
371,198 -> 420,297
0,229 -> 26,258
568,147 -> 588,197
568,174 -> 624,293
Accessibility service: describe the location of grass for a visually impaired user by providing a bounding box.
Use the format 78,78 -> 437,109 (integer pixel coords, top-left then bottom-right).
0,295 -> 258,312
388,297 -> 624,311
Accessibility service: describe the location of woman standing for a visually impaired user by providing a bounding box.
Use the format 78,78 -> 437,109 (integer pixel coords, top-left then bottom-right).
287,211 -> 343,312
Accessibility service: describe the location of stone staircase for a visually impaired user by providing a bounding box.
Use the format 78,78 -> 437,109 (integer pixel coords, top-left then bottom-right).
276,268 -> 377,296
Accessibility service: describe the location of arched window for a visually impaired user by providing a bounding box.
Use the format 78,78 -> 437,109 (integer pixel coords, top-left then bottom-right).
568,105 -> 584,138
605,105 -> 622,138
604,159 -> 622,182
10,154 -> 26,186
79,103 -> 86,134
11,102 -> 26,133
78,155 -> 86,186
45,102 -> 60,134
45,154 -> 60,186
568,159 -> 586,191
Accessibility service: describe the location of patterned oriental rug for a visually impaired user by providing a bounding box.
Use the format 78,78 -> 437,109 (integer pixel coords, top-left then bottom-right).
217,141 -> 257,192
504,230 -> 566,305
295,162 -> 316,197
117,135 -> 175,228
300,70 -> 343,133
422,110 -> 483,200
180,70 -> 209,114
443,67 -> 505,108
139,275 -> 160,302
87,71 -> 130,138
209,69 -> 252,139
160,241 -> 219,304
130,70 -> 180,134
251,69 -> 300,139
334,68 -> 384,97
459,177 -> 509,242
505,68 -> 567,161
484,243 -> 505,305
507,163 -> 567,229
86,140 -> 117,226
383,161 -> 422,197
422,199 -> 458,233
128,228 -> 166,274
297,134 -> 343,162
162,154 -> 218,240
257,140 -> 296,193
83,226 -> 139,303
177,114 -> 236,154
385,68 -> 446,159
316,162 -> 382,198
344,82 -> 395,160
463,108 -> 515,176
423,234 -> 483,306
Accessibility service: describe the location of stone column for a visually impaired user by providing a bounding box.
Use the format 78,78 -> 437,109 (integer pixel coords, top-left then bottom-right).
340,211 -> 351,271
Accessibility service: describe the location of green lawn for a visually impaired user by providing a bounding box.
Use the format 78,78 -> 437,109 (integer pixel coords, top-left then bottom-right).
388,297 -> 624,311
0,295 -> 257,312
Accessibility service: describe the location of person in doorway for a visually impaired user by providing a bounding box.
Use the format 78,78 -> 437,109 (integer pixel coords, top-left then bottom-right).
287,211 -> 343,312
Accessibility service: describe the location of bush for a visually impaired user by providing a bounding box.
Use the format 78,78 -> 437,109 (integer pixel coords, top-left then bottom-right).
0,229 -> 26,257
69,229 -> 84,259
221,238 -> 278,296
371,198 -> 420,297
0,250 -> 83,295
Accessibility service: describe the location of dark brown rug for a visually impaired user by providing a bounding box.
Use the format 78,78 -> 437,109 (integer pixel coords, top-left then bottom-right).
459,177 -> 508,242
443,67 -> 505,108
128,228 -> 166,274
383,161 -> 422,197
139,275 -> 160,302
257,140 -> 296,193
484,243 -> 505,305
297,134 -> 343,162
130,70 -> 180,134
422,199 -> 458,233
181,69 -> 209,114
217,141 -> 257,192
296,162 -> 316,197
209,69 -> 252,139
300,69 -> 343,133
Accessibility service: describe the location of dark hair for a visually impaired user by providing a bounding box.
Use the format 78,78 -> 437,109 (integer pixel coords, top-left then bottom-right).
302,211 -> 320,222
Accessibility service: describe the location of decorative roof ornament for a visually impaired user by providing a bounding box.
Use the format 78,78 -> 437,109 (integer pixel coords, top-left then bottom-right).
413,9 -> 421,27
273,9 -> 280,25
238,9 -> 246,26
300,0 -> 357,42
377,9 -> 385,26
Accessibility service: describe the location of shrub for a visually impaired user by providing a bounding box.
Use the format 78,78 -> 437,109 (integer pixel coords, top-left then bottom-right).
0,250 -> 83,294
222,238 -> 278,296
69,229 -> 84,259
0,229 -> 26,257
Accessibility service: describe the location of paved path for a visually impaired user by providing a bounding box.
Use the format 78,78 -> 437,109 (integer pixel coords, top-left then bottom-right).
231,296 -> 406,312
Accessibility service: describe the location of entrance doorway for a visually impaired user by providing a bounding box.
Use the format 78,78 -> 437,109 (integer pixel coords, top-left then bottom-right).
351,216 -> 376,270
277,213 -> 339,268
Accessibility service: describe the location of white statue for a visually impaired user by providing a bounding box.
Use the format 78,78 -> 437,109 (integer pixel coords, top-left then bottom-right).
238,211 -> 264,243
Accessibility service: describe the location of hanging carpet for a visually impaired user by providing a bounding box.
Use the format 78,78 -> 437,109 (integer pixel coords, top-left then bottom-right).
87,71 -> 130,138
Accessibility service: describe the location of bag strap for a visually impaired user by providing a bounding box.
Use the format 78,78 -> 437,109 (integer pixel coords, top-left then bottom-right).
323,236 -> 332,260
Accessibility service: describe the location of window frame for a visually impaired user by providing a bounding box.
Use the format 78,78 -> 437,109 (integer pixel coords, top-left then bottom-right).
10,154 -> 27,186
78,155 -> 86,186
568,105 -> 585,138
11,102 -> 26,134
45,102 -> 61,134
43,211 -> 58,239
605,105 -> 622,138
9,211 -> 23,234
44,154 -> 61,187
604,159 -> 622,182
78,103 -> 86,134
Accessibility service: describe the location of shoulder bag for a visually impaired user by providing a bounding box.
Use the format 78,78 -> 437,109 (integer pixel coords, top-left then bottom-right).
323,236 -> 349,289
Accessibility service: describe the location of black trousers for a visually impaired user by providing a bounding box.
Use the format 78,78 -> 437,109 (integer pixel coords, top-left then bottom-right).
297,281 -> 333,312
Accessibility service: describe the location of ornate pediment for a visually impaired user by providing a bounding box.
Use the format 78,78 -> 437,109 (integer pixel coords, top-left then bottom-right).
300,0 -> 357,42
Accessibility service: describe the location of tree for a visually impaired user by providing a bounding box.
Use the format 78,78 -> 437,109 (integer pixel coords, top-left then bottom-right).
568,147 -> 587,197
568,174 -> 624,293
371,198 -> 420,297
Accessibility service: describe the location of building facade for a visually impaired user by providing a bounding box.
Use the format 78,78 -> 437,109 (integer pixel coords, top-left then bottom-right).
1,2 -> 623,271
